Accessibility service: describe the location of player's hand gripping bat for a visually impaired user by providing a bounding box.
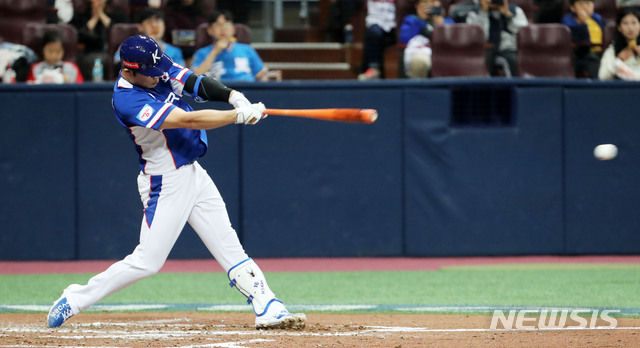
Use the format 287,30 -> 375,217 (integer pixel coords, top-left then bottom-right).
263,108 -> 378,124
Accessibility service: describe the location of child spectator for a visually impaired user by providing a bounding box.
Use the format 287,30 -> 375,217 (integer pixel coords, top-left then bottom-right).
191,11 -> 268,82
599,8 -> 640,80
466,0 -> 528,77
113,7 -> 186,71
27,30 -> 83,84
562,0 -> 606,78
399,0 -> 454,78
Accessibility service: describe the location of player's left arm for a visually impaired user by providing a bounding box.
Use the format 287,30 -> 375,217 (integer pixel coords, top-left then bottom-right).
160,107 -> 236,130
183,73 -> 259,109
184,73 -> 232,102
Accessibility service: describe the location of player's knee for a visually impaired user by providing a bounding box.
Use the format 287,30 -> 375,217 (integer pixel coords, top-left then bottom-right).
128,255 -> 164,276
142,261 -> 164,275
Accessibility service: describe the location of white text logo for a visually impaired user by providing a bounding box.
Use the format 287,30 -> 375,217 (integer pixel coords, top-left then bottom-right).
489,309 -> 619,330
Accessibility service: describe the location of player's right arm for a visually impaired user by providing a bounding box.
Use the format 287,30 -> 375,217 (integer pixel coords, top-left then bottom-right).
160,102 -> 266,130
160,108 -> 236,130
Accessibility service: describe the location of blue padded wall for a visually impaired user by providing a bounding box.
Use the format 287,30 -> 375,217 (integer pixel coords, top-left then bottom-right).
0,87 -> 76,260
237,85 -> 404,257
75,89 -> 142,259
564,87 -> 640,254
404,85 -> 564,256
2,81 -> 640,260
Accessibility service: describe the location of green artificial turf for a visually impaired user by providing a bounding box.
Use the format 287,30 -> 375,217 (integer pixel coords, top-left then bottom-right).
2,263 -> 639,311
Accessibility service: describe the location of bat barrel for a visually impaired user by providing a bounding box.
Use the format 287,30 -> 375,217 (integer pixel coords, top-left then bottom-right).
264,108 -> 378,124
360,109 -> 378,123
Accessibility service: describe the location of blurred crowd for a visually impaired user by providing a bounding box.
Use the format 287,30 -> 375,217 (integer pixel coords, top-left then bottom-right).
0,0 -> 639,84
0,0 -> 263,84
347,0 -> 640,79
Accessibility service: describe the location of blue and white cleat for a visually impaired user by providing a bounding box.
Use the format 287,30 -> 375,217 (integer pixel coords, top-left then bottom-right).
255,300 -> 306,330
47,297 -> 75,328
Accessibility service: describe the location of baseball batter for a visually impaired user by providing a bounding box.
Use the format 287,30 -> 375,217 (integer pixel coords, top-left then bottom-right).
47,35 -> 306,330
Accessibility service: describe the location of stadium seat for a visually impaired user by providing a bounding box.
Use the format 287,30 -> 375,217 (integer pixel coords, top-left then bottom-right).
0,0 -> 47,44
430,24 -> 489,77
517,24 -> 574,78
22,23 -> 79,61
602,21 -> 616,50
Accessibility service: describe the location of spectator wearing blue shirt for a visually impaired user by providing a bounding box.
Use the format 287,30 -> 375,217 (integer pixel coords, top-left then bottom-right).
562,0 -> 606,78
191,11 -> 268,82
114,8 -> 186,71
400,0 -> 454,78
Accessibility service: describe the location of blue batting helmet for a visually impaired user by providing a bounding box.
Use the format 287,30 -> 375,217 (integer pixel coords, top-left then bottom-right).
120,35 -> 173,77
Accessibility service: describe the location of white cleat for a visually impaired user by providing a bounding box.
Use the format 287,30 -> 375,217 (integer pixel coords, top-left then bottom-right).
255,300 -> 306,330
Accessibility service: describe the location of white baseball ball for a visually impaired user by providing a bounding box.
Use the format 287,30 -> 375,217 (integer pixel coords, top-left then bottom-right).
593,144 -> 618,161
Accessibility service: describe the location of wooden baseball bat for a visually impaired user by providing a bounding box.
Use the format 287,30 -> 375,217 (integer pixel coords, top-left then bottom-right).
264,108 -> 378,124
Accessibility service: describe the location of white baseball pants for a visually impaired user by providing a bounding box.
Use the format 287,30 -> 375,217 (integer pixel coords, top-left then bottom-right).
63,162 -> 249,313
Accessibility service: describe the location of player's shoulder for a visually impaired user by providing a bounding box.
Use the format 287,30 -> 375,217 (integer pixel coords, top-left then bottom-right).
113,77 -> 145,104
168,63 -> 192,84
114,76 -> 134,91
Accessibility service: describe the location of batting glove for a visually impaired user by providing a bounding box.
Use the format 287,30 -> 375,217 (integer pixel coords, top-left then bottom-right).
235,102 -> 266,125
229,91 -> 251,108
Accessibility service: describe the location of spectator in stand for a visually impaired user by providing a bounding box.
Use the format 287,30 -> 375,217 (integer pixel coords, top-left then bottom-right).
358,0 -> 397,80
113,7 -> 186,72
164,0 -> 208,61
399,0 -> 454,78
599,8 -> 640,80
466,0 -> 528,77
48,0 -> 74,24
562,0 -> 606,78
191,11 -> 269,82
70,0 -> 126,81
27,30 -> 83,84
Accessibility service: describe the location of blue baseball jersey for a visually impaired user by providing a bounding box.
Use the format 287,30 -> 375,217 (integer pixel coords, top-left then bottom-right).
112,63 -> 208,174
192,42 -> 264,82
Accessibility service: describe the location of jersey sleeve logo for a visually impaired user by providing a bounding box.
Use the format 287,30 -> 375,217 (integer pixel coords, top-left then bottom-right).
137,104 -> 155,122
